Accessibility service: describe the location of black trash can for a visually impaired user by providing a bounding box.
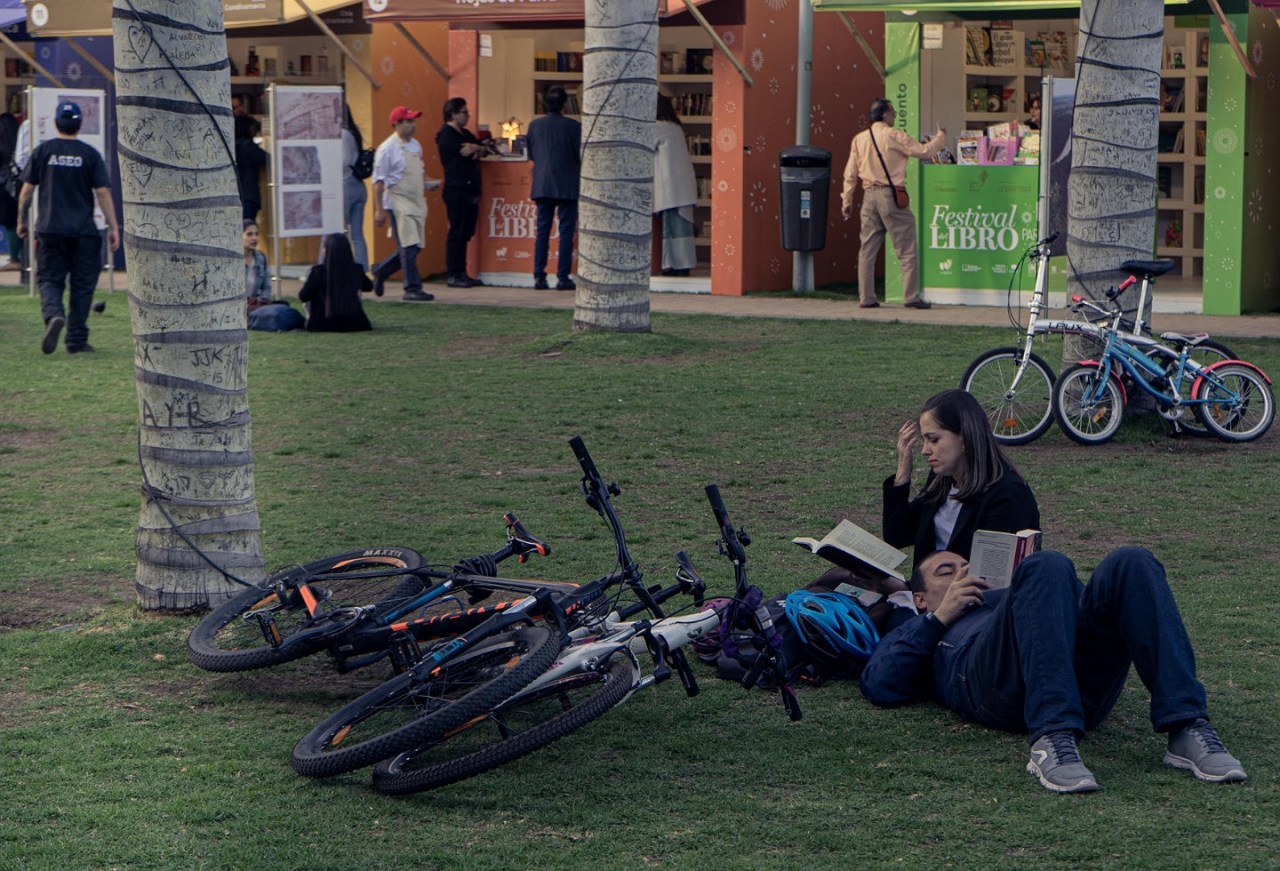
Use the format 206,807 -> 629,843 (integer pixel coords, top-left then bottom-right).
778,145 -> 832,252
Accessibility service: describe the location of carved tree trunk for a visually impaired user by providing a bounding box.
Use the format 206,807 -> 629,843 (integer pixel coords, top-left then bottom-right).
1064,0 -> 1165,366
114,0 -> 265,609
573,0 -> 657,333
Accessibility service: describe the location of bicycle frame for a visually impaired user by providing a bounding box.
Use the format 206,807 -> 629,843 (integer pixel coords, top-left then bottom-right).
1071,317 -> 1241,413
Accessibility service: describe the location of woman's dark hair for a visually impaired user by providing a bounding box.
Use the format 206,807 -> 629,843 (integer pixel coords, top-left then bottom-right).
656,94 -> 682,127
918,389 -> 1014,502
443,97 -> 468,123
242,218 -> 258,231
543,85 -> 567,114
344,102 -> 363,152
320,232 -> 355,270
869,97 -> 893,123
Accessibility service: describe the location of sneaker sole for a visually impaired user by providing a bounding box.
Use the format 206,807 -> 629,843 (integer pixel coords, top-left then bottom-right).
1026,760 -> 1100,793
42,317 -> 65,354
1163,752 -> 1247,782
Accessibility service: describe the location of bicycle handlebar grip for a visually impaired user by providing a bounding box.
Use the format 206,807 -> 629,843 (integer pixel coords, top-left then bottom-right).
568,436 -> 601,481
704,483 -> 731,531
1041,231 -> 1059,245
1118,275 -> 1138,292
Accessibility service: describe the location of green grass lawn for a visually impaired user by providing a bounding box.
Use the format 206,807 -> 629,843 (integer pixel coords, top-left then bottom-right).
2,286 -> 1278,869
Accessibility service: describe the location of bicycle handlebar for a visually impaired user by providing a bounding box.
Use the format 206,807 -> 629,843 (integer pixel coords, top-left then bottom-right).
705,484 -> 747,564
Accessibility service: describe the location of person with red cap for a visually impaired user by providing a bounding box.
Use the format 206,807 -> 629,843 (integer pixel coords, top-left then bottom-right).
371,105 -> 440,301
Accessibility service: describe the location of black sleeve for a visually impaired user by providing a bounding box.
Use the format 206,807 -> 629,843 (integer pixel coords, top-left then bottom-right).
297,266 -> 324,303
883,474 -> 924,550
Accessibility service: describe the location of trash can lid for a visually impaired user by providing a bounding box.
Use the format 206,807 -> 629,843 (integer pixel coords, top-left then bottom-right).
779,145 -> 832,168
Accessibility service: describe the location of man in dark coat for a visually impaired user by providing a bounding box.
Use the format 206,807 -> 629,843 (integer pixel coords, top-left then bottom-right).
525,85 -> 581,290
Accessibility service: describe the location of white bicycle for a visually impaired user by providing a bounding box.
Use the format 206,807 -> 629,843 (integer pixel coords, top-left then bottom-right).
962,233 -> 1236,443
370,484 -> 801,795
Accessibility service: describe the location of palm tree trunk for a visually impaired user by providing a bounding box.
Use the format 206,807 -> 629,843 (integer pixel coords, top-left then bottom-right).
573,0 -> 657,333
1065,0 -> 1165,365
113,0 -> 265,609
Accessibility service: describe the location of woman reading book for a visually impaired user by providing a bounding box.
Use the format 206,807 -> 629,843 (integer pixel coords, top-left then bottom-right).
884,389 -> 1039,567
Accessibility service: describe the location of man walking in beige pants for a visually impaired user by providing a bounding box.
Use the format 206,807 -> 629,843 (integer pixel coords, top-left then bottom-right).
842,97 -> 944,309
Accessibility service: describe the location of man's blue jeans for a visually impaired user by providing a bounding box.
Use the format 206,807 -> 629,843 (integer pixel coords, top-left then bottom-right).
372,208 -> 421,294
958,548 -> 1208,744
533,198 -> 577,282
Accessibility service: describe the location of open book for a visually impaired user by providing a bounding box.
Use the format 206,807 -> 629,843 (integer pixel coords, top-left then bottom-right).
969,529 -> 1042,589
793,519 -> 908,582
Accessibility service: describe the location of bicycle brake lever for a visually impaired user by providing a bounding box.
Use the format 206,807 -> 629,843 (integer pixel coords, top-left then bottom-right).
667,648 -> 700,698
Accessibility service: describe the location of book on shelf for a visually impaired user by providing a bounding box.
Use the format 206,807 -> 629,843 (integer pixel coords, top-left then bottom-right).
685,48 -> 714,75
965,25 -> 992,66
967,86 -> 989,113
956,131 -> 983,165
1174,125 -> 1186,154
1195,128 -> 1206,156
1162,83 -> 1184,113
1026,39 -> 1046,67
969,529 -> 1042,589
792,519 -> 908,583
990,29 -> 1020,67
1038,30 -> 1070,69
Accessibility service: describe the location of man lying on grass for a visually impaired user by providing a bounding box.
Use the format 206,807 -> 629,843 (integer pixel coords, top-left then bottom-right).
859,547 -> 1246,793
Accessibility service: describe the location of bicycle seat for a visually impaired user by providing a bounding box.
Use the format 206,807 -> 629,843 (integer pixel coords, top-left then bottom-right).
1160,331 -> 1212,347
1120,259 -> 1176,279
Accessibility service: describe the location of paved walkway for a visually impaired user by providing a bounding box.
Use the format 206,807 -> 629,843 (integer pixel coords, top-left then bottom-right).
7,269 -> 1280,339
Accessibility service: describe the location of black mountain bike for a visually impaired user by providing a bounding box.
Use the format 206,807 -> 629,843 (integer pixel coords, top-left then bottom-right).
288,437 -> 706,779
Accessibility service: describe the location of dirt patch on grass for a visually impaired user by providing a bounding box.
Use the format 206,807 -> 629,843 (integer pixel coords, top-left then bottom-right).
0,574 -> 132,632
0,426 -> 60,451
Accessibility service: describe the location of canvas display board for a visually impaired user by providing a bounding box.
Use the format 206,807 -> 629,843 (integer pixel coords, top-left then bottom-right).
267,85 -> 344,238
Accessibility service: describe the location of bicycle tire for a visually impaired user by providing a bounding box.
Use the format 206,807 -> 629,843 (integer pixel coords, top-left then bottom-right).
186,547 -> 425,673
1161,339 -> 1237,436
1052,363 -> 1125,445
370,658 -> 635,795
1193,363 -> 1276,442
961,348 -> 1056,445
290,625 -> 559,778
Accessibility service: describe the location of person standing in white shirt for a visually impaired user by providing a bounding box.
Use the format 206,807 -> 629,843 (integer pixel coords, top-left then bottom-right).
371,106 -> 440,301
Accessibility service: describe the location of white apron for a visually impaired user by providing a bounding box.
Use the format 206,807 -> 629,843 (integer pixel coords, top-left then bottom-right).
388,142 -> 426,249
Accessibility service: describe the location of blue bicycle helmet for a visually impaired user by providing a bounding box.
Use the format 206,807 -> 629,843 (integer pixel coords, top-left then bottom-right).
783,591 -> 880,663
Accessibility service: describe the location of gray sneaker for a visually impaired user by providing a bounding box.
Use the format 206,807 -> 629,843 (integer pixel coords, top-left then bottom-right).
1026,731 -> 1100,793
1164,719 -> 1247,782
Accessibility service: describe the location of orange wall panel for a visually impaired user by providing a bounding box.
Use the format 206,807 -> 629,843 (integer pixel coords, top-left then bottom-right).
368,21 -> 452,277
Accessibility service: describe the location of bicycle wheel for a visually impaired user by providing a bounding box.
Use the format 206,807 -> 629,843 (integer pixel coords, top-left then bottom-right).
187,547 -> 425,673
1193,364 -> 1276,442
1052,363 -> 1125,445
290,625 -> 560,778
1163,339 -> 1238,436
961,348 -> 1056,445
370,658 -> 636,795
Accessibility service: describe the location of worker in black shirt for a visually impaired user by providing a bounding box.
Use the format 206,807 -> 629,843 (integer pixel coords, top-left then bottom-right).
17,101 -> 119,355
435,97 -> 489,288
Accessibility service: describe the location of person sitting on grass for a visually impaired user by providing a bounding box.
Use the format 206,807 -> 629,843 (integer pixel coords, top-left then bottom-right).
884,389 -> 1040,568
298,233 -> 372,333
859,547 -> 1246,793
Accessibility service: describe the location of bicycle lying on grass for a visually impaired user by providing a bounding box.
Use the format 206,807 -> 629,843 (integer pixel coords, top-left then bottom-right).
368,483 -> 802,795
187,516 -> 564,677
1050,288 -> 1274,445
288,436 -> 714,779
962,235 -> 1236,444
